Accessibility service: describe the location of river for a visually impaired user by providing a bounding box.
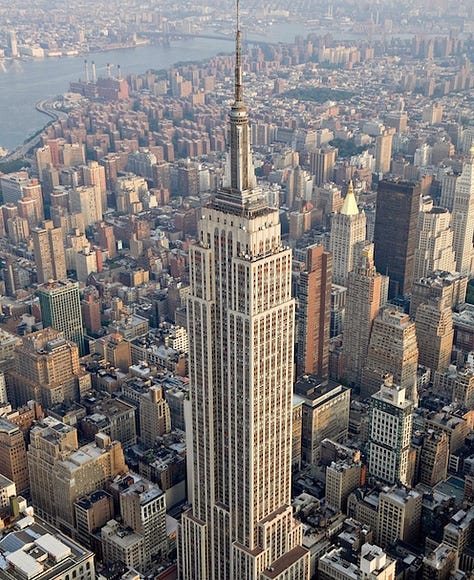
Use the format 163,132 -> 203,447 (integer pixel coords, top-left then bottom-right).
0,21 -> 318,152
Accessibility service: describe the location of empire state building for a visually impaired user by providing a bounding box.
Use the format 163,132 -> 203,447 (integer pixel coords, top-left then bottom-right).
179,4 -> 310,580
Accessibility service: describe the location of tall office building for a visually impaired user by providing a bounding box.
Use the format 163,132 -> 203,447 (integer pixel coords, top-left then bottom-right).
7,327 -> 86,408
330,181 -> 367,286
343,244 -> 383,389
417,431 -> 449,487
37,281 -> 85,356
413,207 -> 456,282
69,185 -> 103,227
374,180 -> 420,298
377,487 -> 422,548
32,223 -> 67,284
296,244 -> 332,378
439,172 -> 458,211
28,417 -> 126,531
180,14 -> 310,580
82,161 -> 107,211
451,146 -> 474,275
367,376 -> 414,486
410,271 -> 468,320
374,131 -> 393,174
361,308 -> 418,401
325,459 -> 362,512
97,221 -> 117,258
120,478 -> 167,565
311,147 -> 336,186
139,385 -> 171,447
414,300 -> 453,374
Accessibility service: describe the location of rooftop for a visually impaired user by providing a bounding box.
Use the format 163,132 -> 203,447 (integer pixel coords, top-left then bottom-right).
0,516 -> 92,580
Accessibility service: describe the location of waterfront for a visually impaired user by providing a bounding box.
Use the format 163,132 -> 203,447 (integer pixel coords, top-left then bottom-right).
0,38 -> 233,152
0,21 -> 316,152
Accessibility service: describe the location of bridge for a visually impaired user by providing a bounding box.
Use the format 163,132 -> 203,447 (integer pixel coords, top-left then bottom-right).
143,30 -> 274,46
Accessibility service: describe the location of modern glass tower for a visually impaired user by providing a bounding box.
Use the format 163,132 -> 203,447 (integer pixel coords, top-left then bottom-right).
37,280 -> 85,356
179,4 -> 310,579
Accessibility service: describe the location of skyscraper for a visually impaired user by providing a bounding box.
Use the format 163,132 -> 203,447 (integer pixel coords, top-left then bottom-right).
343,243 -> 383,389
374,131 -> 394,175
296,244 -> 332,378
414,300 -> 453,374
7,327 -> 86,407
330,181 -> 366,286
311,147 -> 336,186
37,281 -> 85,356
367,376 -> 414,486
361,308 -> 418,401
373,180 -> 420,298
32,222 -> 67,284
413,207 -> 456,282
451,146 -> 474,275
179,8 -> 309,579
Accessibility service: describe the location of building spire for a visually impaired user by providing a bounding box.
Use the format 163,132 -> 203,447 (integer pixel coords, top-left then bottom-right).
340,179 -> 360,216
235,0 -> 243,104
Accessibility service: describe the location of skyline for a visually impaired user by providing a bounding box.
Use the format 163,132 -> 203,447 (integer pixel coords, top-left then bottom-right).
0,1 -> 473,580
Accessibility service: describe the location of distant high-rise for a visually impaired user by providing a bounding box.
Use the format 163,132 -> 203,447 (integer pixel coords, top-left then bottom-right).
374,131 -> 393,174
37,281 -> 85,356
330,181 -> 366,286
311,147 -> 336,186
361,308 -> 418,401
32,222 -> 67,284
296,244 -> 332,378
451,146 -> 474,275
97,221 -> 117,259
180,8 -> 310,579
69,185 -> 103,227
7,327 -> 85,408
82,161 -> 107,211
343,244 -> 383,389
368,376 -> 414,486
374,180 -> 420,298
7,30 -> 18,57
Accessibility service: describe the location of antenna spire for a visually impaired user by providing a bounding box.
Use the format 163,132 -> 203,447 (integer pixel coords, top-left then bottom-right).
235,0 -> 243,103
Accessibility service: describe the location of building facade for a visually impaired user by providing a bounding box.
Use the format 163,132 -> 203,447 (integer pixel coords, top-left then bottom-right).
296,244 -> 332,378
373,180 -> 420,298
367,377 -> 414,486
179,19 -> 309,580
37,281 -> 85,356
361,308 -> 418,401
330,181 -> 366,286
343,244 -> 383,389
451,146 -> 474,275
